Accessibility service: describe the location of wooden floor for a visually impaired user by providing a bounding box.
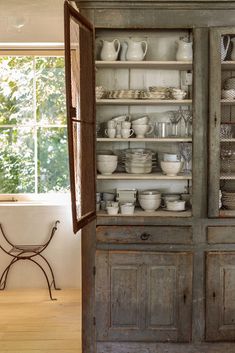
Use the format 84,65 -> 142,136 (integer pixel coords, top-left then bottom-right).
0,288 -> 81,353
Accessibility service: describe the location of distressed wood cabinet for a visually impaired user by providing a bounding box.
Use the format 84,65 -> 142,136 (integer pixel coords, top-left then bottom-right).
64,1 -> 235,353
96,251 -> 192,342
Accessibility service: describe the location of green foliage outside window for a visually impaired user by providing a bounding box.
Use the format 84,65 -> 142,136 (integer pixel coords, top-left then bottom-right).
0,55 -> 69,194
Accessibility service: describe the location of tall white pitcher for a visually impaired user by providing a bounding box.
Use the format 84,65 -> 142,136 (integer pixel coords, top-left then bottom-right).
125,39 -> 148,61
221,35 -> 230,61
100,39 -> 120,61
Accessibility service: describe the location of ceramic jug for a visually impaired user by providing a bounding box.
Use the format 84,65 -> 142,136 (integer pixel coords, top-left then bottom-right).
176,38 -> 193,61
125,39 -> 148,61
120,42 -> 128,61
100,39 -> 120,61
221,35 -> 231,61
230,37 -> 235,61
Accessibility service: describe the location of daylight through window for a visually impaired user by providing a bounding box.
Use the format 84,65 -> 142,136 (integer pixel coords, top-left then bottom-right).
0,54 -> 69,194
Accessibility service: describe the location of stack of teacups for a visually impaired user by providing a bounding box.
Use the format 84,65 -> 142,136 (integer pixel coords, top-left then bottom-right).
97,154 -> 118,175
138,190 -> 161,212
172,88 -> 187,100
121,121 -> 134,138
131,116 -> 154,138
112,115 -> 130,138
105,120 -> 116,138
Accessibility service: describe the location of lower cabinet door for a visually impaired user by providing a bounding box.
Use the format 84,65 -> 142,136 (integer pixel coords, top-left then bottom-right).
96,251 -> 192,342
206,252 -> 235,341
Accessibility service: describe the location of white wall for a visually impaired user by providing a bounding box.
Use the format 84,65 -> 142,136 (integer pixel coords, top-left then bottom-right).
0,0 -> 81,289
0,204 -> 81,289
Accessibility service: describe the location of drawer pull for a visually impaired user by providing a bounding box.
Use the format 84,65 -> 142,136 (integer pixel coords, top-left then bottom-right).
140,232 -> 151,240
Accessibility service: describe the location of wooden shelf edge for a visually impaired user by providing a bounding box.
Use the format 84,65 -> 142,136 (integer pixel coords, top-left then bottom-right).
95,60 -> 192,69
97,138 -> 192,142
97,172 -> 192,180
96,99 -> 192,105
220,209 -> 235,217
97,209 -> 192,217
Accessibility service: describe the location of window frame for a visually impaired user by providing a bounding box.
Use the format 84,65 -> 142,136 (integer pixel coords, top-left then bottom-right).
0,48 -> 69,202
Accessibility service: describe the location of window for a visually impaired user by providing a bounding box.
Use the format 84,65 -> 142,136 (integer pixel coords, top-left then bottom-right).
0,53 -> 69,196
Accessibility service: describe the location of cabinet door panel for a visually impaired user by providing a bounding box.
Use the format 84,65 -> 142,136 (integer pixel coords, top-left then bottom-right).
96,251 -> 192,342
206,252 -> 235,341
147,266 -> 176,327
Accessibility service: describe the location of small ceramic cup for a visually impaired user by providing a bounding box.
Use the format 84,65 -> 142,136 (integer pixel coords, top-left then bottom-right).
121,121 -> 131,129
107,120 -> 116,128
105,128 -> 116,138
121,128 -> 134,138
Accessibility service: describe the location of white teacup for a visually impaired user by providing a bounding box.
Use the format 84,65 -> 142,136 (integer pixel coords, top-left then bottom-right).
121,121 -> 131,129
105,128 -> 116,138
132,124 -> 153,138
172,91 -> 186,100
121,128 -> 134,138
107,120 -> 116,128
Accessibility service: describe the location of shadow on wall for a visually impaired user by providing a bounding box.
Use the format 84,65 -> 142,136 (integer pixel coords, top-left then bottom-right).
0,204 -> 81,289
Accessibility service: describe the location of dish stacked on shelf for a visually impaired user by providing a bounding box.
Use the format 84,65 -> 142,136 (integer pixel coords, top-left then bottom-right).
144,86 -> 172,100
96,86 -> 107,99
222,77 -> 235,99
107,89 -> 140,99
138,190 -> 161,212
123,148 -> 156,174
222,191 -> 235,210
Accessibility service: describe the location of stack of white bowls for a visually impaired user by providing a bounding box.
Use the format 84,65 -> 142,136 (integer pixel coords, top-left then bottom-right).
97,154 -> 118,175
138,190 -> 161,212
123,148 -> 155,174
131,116 -> 154,138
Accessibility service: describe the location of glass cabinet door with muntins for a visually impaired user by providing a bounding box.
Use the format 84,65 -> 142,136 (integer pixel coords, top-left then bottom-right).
209,27 -> 235,218
95,29 -> 194,218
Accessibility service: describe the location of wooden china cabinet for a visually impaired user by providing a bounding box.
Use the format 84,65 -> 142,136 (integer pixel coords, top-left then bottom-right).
64,1 -> 235,352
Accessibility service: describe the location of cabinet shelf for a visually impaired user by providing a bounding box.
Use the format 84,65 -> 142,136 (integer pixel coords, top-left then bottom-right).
221,138 -> 235,142
220,174 -> 235,180
97,172 -> 192,180
221,99 -> 235,105
96,99 -> 192,105
97,137 -> 192,142
220,209 -> 235,217
221,61 -> 235,70
97,208 -> 192,217
95,60 -> 193,70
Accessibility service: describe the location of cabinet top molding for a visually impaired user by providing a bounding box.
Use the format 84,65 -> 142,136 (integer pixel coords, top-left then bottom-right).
75,0 -> 235,10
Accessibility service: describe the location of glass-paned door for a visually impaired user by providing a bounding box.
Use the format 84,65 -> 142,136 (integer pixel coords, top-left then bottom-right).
64,1 -> 96,232
209,27 -> 235,217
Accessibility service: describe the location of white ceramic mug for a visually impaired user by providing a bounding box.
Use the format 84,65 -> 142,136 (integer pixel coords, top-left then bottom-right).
121,121 -> 131,129
105,128 -> 116,138
121,128 -> 134,138
107,120 -> 116,128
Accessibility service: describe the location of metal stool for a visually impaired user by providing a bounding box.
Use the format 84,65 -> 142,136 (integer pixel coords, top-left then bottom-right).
0,220 -> 61,300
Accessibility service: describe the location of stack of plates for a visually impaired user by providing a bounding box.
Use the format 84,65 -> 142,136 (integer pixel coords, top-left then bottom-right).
107,89 -> 140,99
96,86 -> 107,99
123,148 -> 156,174
147,86 -> 172,100
222,191 -> 235,210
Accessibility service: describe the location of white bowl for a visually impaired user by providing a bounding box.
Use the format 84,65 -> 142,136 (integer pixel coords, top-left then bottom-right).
163,153 -> 180,162
97,160 -> 117,175
131,116 -> 149,125
166,200 -> 185,211
221,89 -> 235,99
106,206 -> 119,215
132,124 -> 153,138
139,198 -> 161,212
139,189 -> 161,196
160,161 -> 183,176
97,155 -> 118,161
120,203 -> 135,215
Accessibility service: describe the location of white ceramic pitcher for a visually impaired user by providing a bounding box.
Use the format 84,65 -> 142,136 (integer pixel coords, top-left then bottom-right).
125,39 -> 148,61
221,35 -> 230,61
100,39 -> 120,61
176,38 -> 193,61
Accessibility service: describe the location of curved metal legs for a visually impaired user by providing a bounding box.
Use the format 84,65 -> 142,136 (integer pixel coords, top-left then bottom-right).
0,257 -> 58,300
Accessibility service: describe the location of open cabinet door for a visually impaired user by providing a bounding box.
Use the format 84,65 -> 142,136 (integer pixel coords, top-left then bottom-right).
64,1 -> 96,233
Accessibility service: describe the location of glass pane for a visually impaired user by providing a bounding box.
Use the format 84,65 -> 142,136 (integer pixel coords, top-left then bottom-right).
0,57 -> 33,125
37,127 -> 69,193
220,33 -> 235,213
0,127 -> 35,193
36,57 -> 66,125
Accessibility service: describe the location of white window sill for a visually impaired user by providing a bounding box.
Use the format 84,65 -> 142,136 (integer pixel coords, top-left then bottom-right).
0,194 -> 70,206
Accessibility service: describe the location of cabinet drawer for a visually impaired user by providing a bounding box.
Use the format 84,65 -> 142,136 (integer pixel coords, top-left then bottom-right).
208,226 -> 235,244
96,226 -> 192,244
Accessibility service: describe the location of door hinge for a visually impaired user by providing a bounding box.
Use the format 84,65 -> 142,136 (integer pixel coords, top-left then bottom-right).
93,316 -> 96,325
70,106 -> 76,117
93,266 -> 96,276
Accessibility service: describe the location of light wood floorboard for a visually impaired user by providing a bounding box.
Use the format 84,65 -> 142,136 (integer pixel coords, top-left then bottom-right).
0,288 -> 81,353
